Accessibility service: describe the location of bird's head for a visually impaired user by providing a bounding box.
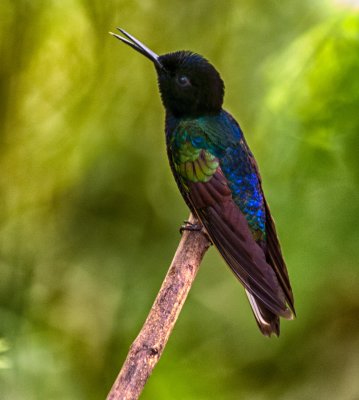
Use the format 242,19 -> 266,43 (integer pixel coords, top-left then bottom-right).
111,29 -> 224,118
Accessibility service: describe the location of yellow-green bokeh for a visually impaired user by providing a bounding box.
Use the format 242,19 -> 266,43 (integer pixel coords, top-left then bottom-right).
1,1 -> 359,399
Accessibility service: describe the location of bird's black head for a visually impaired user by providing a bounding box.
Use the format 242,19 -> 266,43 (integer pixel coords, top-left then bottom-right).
156,51 -> 224,118
111,29 -> 224,118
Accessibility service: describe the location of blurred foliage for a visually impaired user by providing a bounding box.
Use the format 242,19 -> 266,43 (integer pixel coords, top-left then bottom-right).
1,1 -> 359,399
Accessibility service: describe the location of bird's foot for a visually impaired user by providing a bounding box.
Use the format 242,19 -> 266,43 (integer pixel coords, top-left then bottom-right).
179,220 -> 213,245
179,220 -> 203,234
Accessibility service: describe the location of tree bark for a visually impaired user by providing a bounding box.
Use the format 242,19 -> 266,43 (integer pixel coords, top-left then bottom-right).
106,213 -> 211,400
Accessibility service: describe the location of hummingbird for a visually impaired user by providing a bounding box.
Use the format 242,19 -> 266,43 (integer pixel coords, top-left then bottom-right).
110,28 -> 295,336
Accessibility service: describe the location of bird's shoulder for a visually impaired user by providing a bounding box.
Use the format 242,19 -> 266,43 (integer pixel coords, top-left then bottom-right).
166,110 -> 242,157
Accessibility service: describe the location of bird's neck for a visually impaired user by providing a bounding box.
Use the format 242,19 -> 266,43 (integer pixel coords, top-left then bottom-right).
165,109 -> 224,128
164,109 -> 228,149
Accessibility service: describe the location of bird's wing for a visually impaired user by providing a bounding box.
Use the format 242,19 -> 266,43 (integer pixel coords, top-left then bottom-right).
234,118 -> 295,314
169,119 -> 293,317
247,157 -> 295,312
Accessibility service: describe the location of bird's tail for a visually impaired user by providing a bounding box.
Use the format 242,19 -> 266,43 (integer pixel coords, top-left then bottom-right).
245,289 -> 282,337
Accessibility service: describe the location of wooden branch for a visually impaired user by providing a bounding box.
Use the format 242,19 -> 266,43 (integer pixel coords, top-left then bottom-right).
106,213 -> 211,400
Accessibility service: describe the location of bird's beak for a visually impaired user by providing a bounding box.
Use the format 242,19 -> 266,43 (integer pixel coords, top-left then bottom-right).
109,28 -> 164,70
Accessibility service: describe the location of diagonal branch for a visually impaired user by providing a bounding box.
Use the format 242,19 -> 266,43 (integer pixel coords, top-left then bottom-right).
106,213 -> 211,400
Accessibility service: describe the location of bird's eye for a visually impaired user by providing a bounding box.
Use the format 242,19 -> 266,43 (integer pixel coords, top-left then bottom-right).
177,75 -> 191,87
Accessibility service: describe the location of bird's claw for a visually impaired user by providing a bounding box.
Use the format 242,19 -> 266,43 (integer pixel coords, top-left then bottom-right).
179,220 -> 203,234
179,220 -> 213,245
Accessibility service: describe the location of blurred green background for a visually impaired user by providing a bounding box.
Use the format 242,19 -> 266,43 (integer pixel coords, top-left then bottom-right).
1,0 -> 359,399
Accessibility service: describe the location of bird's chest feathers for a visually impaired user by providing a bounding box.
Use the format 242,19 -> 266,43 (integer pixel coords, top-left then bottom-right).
170,129 -> 219,183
